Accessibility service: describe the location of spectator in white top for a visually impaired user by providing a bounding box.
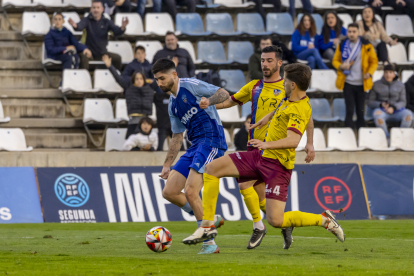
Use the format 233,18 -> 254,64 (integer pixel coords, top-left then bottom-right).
122,117 -> 158,151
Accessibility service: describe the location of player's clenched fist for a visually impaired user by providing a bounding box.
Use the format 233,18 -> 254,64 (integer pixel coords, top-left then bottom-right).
199,97 -> 210,109
159,166 -> 170,180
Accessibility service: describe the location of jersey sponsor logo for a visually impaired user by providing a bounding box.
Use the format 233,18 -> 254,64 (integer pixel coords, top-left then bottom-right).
182,94 -> 187,103
273,89 -> 282,96
180,107 -> 198,124
54,173 -> 90,207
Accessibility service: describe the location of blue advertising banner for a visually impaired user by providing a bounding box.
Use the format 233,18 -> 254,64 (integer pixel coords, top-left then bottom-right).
0,167 -> 43,223
361,165 -> 414,216
37,164 -> 369,223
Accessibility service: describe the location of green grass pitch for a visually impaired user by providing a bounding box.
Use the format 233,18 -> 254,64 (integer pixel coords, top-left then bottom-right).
1,220 -> 414,275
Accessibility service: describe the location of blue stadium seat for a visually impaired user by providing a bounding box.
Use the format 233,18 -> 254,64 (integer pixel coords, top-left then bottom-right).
241,101 -> 252,117
297,13 -> 323,34
176,13 -> 211,36
333,98 -> 347,121
227,41 -> 254,64
219,70 -> 246,93
206,13 -> 241,36
236,13 -> 271,36
197,41 -> 231,64
309,98 -> 339,122
266,13 -> 294,36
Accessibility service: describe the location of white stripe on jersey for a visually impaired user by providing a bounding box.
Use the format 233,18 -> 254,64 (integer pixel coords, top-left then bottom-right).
204,147 -> 218,167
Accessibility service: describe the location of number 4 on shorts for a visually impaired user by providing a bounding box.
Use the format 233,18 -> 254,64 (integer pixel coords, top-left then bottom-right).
273,185 -> 280,196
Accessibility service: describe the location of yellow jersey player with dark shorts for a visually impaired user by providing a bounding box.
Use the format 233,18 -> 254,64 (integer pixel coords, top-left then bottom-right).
183,63 -> 345,250
215,46 -> 315,250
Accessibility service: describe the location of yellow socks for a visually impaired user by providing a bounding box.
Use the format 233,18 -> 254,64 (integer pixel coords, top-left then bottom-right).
281,211 -> 322,228
259,199 -> 266,214
202,173 -> 220,221
240,187 -> 261,222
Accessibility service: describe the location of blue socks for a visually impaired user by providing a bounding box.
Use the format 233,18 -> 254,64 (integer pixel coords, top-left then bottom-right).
181,202 -> 194,215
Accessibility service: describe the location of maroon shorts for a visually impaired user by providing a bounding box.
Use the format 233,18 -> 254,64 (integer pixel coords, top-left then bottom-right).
229,149 -> 292,202
235,147 -> 262,186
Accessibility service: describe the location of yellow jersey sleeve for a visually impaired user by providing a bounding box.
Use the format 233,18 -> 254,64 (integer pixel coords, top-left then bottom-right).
287,111 -> 306,136
231,80 -> 257,105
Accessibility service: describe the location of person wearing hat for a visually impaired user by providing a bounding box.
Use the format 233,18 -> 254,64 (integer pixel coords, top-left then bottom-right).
368,64 -> 412,137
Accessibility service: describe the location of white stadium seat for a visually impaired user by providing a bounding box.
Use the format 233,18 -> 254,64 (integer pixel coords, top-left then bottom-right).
401,70 -> 413,83
178,41 -> 202,64
328,128 -> 365,151
83,99 -> 121,124
296,130 -> 307,151
136,41 -> 163,63
148,104 -> 157,122
0,101 -> 10,123
233,128 -> 240,137
93,69 -> 123,93
37,0 -> 68,7
311,70 -> 341,93
358,127 -> 395,151
65,0 -> 91,7
22,12 -> 51,36
214,0 -> 255,7
356,14 -> 382,24
386,15 -> 414,38
387,43 -> 413,65
115,99 -> 129,121
62,69 -> 98,94
372,70 -> 383,82
408,42 -> 414,62
105,128 -> 128,151
145,13 -> 174,35
282,0 -> 302,8
2,0 -> 36,8
62,12 -> 82,35
338,13 -> 353,28
314,128 -> 333,151
217,105 -> 245,123
42,43 -> 62,66
310,0 -> 340,9
107,41 -> 134,64
390,128 -> 414,151
0,128 -> 33,151
115,13 -> 145,36
223,128 -> 235,151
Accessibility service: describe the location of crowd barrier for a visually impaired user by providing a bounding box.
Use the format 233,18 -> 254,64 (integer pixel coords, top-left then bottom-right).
1,164 -> 413,223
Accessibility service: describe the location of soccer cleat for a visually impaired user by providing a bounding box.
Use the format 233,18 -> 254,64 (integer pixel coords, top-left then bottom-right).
182,226 -> 217,245
214,214 -> 225,229
247,227 -> 267,249
322,210 -> 345,242
281,227 -> 294,249
198,244 -> 220,254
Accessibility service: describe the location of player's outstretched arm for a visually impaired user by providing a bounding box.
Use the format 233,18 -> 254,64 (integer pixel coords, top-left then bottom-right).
249,130 -> 301,150
199,88 -> 229,109
304,117 -> 315,163
159,132 -> 184,179
248,110 -> 275,131
215,97 -> 238,110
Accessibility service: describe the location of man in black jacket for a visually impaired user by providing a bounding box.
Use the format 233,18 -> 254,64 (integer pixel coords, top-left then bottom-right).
68,0 -> 129,71
153,91 -> 172,151
405,73 -> 414,113
153,31 -> 195,78
122,45 -> 153,80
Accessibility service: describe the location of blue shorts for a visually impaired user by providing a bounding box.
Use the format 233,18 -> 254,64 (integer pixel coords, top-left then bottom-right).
172,144 -> 225,178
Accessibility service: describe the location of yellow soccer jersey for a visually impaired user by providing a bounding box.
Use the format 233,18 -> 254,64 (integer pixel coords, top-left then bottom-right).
262,96 -> 312,170
231,79 -> 285,143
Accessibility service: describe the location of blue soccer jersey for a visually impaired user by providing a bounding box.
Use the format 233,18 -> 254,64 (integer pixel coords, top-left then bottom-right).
169,78 -> 227,178
168,78 -> 227,151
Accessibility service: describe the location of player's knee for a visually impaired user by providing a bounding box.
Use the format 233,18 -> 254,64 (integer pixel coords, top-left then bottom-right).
405,114 -> 411,121
267,216 -> 283,228
204,162 -> 217,176
184,186 -> 197,201
376,118 -> 384,125
162,187 -> 174,201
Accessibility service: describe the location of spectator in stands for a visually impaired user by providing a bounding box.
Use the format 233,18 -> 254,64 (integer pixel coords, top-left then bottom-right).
289,0 -> 312,21
100,0 -> 131,15
249,36 -> 272,80
292,14 -> 329,70
254,0 -> 281,23
368,64 -> 412,137
154,91 -> 172,151
103,54 -> 155,138
122,117 -> 158,151
234,115 -> 251,151
370,0 -> 414,19
136,0 -> 195,20
405,72 -> 414,113
333,23 -> 378,130
44,12 -> 92,71
122,45 -> 153,81
318,11 -> 347,62
68,0 -> 129,71
153,31 -> 195,78
357,6 -> 398,64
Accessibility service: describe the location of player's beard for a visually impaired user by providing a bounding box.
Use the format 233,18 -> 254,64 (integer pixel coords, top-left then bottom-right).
159,79 -> 175,93
262,64 -> 279,78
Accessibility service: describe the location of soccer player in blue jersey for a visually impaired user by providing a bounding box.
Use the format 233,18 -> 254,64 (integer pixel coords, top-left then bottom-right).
152,58 -> 230,254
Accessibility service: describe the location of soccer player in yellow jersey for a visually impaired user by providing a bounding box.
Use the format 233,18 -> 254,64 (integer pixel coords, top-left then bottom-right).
216,45 -> 315,249
183,63 -> 345,249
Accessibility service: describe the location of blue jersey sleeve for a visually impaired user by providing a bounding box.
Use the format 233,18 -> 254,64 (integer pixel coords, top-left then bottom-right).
168,103 -> 186,134
180,78 -> 220,99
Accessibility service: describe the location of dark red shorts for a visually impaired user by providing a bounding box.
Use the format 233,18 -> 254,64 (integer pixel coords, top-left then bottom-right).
229,149 -> 292,202
235,147 -> 262,186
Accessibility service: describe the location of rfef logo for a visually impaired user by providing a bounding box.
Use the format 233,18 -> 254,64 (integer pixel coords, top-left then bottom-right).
314,176 -> 352,213
54,173 -> 90,207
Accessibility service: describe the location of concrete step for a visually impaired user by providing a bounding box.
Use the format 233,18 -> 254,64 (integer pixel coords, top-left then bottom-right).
4,118 -> 83,128
0,41 -> 40,60
0,60 -> 42,69
0,88 -> 62,98
1,99 -> 65,118
0,70 -> 60,88
25,132 -> 87,148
